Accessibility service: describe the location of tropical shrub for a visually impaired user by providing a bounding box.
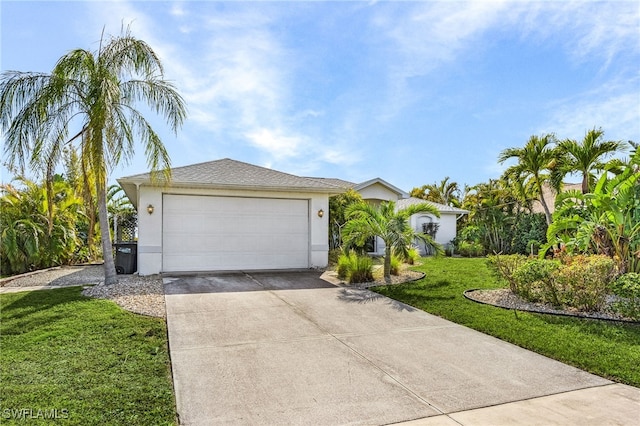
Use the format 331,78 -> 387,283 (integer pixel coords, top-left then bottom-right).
328,189 -> 363,250
486,254 -> 528,294
1,176 -> 83,275
336,253 -> 351,280
553,255 -> 615,311
513,259 -> 561,304
511,213 -> 547,255
336,251 -> 374,284
545,148 -> 640,273
458,241 -> 485,257
328,248 -> 341,267
389,255 -> 401,276
611,273 -> 640,320
488,254 -> 616,312
395,246 -> 420,265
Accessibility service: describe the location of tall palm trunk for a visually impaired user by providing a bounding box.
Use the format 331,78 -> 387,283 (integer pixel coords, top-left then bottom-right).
581,173 -> 589,194
384,244 -> 392,283
535,178 -> 553,225
96,179 -> 117,285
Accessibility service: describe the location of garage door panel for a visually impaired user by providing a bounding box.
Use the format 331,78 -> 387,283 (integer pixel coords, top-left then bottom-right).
162,195 -> 309,272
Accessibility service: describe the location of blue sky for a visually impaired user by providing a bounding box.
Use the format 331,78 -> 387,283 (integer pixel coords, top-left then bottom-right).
2,1 -> 639,192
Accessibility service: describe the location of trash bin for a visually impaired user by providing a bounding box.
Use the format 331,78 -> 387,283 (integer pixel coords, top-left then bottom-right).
114,242 -> 137,274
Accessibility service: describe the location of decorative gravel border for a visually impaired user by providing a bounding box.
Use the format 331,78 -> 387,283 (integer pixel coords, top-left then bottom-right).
321,269 -> 425,289
464,288 -> 639,324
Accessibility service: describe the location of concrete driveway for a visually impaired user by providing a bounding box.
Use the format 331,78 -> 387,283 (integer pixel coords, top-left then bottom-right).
164,271 -> 639,425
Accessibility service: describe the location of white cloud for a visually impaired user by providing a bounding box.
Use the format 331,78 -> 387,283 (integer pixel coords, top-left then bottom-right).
369,1 -> 513,119
518,1 -> 640,68
170,2 -> 187,17
244,128 -> 304,160
371,1 -> 639,119
544,84 -> 640,142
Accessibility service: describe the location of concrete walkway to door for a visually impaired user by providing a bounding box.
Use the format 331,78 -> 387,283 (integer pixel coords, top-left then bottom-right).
164,271 -> 640,425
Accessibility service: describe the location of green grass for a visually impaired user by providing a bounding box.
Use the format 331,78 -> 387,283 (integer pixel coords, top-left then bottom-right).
374,257 -> 640,387
0,287 -> 176,425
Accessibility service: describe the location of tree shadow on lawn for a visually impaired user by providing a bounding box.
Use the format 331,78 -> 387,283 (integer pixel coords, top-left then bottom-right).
372,279 -> 457,304
0,287 -> 93,335
336,288 -> 417,312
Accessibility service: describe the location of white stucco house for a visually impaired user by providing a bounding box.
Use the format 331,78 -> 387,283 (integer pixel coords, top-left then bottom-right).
118,158 -> 467,275
118,158 -> 340,275
325,178 -> 469,256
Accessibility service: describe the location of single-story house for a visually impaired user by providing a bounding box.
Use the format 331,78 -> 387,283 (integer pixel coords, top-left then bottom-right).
118,158 -> 340,275
321,178 -> 469,256
118,158 -> 467,275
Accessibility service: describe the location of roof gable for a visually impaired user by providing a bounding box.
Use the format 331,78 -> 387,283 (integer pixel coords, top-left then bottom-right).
396,197 -> 469,215
353,178 -> 409,199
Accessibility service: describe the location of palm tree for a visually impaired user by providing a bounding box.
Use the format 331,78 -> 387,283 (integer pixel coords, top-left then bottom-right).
0,28 -> 186,284
554,128 -> 626,194
499,134 -> 558,225
0,176 -> 82,274
342,200 -> 441,283
410,176 -> 461,207
64,147 -> 99,259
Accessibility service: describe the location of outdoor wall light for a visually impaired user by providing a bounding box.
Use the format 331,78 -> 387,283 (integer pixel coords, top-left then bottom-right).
147,204 -> 154,215
317,209 -> 324,218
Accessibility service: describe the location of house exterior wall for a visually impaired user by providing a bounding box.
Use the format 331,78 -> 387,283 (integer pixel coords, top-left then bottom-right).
136,185 -> 329,275
409,212 -> 459,254
357,183 -> 401,202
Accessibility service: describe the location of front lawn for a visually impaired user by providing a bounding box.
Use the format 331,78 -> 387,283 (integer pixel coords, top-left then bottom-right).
0,287 -> 176,425
373,257 -> 640,387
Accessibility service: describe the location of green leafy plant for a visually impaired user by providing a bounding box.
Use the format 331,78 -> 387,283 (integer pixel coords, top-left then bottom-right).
611,273 -> 640,320
486,254 -> 528,294
458,241 -> 485,257
1,176 -> 83,275
389,254 -> 401,276
336,251 -> 374,283
394,246 -> 420,265
545,148 -> 640,273
513,259 -> 562,304
554,255 -> 616,311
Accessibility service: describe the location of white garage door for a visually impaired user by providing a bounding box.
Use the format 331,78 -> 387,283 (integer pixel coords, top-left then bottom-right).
162,195 -> 309,272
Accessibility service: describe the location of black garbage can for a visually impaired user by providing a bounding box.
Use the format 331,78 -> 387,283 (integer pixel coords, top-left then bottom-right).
114,242 -> 137,274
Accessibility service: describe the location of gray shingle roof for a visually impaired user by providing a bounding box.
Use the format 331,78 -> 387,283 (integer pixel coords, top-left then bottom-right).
119,158 -> 341,192
396,197 -> 469,214
306,177 -> 356,189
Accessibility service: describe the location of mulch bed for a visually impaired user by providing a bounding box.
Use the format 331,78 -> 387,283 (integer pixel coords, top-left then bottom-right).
465,288 -> 638,323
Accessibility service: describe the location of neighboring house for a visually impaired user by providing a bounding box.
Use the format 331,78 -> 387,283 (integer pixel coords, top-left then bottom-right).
320,178 -> 469,256
118,158 -> 468,275
396,198 -> 468,255
531,182 -> 582,215
118,158 -> 341,275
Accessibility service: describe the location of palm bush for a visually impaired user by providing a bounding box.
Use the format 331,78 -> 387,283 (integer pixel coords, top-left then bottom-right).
389,255 -> 401,276
1,176 -> 82,274
336,251 -> 374,284
343,200 -> 441,283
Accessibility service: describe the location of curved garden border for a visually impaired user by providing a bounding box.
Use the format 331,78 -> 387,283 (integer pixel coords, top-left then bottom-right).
464,288 -> 639,324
